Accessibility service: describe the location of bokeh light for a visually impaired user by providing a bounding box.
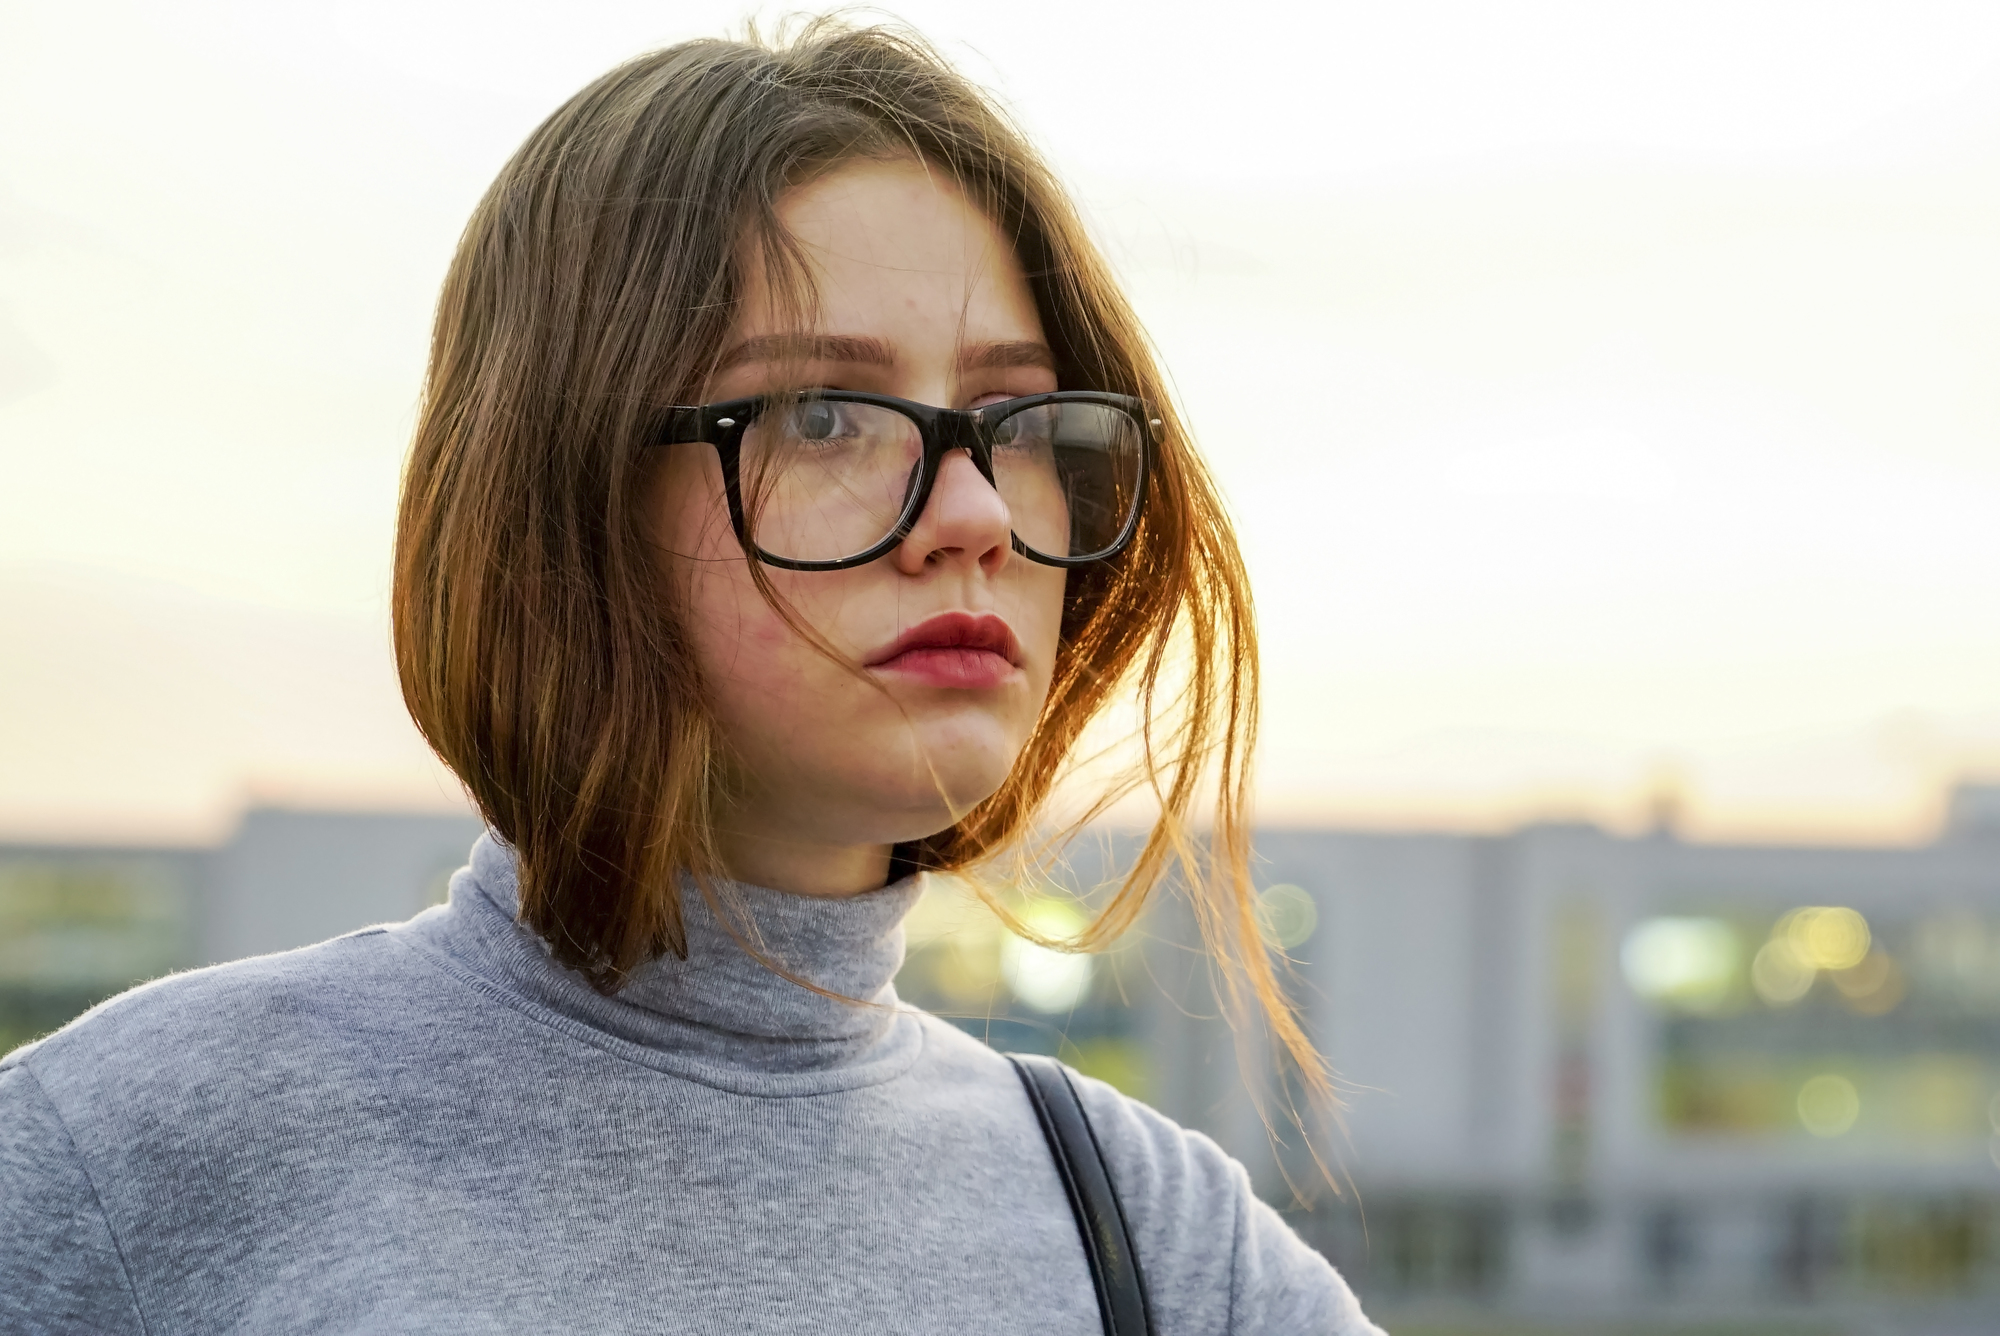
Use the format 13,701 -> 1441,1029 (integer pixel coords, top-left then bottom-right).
999,898 -> 1094,1014
1751,937 -> 1816,1006
1798,1073 -> 1861,1138
1830,948 -> 1905,1016
1749,906 -> 1877,1006
1620,916 -> 1739,1013
1255,883 -> 1319,951
1785,906 -> 1872,971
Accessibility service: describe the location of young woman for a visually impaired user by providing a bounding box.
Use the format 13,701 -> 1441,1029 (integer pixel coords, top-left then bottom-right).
1,23 -> 1383,1335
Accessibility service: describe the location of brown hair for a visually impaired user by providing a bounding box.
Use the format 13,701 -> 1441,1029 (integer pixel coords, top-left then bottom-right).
393,19 -> 1325,1112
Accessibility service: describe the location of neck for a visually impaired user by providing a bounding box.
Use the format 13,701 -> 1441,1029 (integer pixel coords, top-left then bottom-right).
713,821 -> 894,898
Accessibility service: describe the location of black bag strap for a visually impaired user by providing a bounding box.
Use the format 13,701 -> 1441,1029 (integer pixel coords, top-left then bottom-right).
1007,1053 -> 1156,1336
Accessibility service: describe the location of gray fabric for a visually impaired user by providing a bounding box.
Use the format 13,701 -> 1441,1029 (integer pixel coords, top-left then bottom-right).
1,834 -> 1383,1335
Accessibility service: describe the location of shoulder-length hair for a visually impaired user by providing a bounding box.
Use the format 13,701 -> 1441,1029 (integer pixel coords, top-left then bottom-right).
393,20 -> 1322,1101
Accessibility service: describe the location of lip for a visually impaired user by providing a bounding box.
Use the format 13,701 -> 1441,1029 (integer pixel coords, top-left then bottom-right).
864,612 -> 1024,689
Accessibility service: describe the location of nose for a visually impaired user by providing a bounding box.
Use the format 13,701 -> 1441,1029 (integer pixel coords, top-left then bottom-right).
892,449 -> 1011,576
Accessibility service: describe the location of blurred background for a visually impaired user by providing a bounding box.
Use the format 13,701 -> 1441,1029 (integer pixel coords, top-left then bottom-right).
3,2 -> 1998,1331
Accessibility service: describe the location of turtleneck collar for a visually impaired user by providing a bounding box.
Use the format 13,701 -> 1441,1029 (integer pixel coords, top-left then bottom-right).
397,832 -> 928,1097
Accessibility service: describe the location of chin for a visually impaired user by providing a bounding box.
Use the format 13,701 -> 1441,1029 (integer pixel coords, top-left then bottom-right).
862,729 -> 1023,837
888,760 -> 1015,831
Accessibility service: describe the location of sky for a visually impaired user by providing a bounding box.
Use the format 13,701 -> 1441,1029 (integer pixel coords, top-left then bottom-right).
2,0 -> 1998,843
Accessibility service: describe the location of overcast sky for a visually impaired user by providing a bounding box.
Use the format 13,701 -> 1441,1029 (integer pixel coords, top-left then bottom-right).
3,1 -> 1998,842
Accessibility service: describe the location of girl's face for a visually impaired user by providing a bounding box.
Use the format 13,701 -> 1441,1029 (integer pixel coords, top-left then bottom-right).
647,158 -> 1068,896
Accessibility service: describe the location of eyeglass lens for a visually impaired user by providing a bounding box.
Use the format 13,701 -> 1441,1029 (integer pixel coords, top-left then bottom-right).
737,400 -> 1142,565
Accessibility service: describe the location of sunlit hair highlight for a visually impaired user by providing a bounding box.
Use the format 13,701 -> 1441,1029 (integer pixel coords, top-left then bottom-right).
392,17 -> 1328,1122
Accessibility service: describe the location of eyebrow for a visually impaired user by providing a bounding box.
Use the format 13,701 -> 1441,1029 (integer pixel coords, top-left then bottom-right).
715,334 -> 1056,374
716,334 -> 892,371
959,340 -> 1057,372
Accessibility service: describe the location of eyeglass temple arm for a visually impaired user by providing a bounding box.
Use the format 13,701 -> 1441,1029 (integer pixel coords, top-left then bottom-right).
662,406 -> 709,444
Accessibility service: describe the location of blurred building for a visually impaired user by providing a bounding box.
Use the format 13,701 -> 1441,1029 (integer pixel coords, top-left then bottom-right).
0,808 -> 482,1052
1192,789 -> 2000,1317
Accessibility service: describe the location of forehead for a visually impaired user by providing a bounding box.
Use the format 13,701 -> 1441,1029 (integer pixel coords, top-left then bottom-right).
734,157 -> 1043,344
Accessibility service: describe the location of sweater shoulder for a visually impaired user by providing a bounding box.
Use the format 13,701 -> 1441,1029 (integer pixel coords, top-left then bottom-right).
1070,1071 -> 1242,1206
899,1020 -> 1254,1219
0,1063 -> 148,1334
1068,1072 -> 1385,1336
1,924 -> 427,1096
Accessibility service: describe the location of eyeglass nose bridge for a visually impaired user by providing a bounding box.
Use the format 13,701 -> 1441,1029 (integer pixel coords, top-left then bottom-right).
926,408 -> 999,486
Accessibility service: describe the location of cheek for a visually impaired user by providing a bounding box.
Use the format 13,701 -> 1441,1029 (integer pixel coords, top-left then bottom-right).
1018,564 -> 1069,687
653,448 -> 733,562
665,535 -> 843,743
676,552 -> 802,697
682,567 -> 887,800
651,451 -> 780,687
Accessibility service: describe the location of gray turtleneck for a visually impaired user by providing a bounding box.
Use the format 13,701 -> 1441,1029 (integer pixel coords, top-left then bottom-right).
1,835 -> 1382,1335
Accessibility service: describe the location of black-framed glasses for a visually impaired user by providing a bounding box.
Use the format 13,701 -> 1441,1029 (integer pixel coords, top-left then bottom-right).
655,390 -> 1154,571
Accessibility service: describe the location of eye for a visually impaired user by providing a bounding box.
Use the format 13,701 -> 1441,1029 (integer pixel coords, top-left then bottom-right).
790,401 -> 849,442
991,405 -> 1054,452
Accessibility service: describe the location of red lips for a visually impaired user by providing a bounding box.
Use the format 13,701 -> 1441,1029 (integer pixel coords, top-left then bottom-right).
864,612 -> 1023,689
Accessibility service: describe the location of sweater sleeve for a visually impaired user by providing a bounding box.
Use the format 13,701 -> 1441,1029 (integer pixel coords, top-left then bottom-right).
0,1060 -> 147,1336
1070,1071 -> 1385,1336
1226,1182 -> 1383,1335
